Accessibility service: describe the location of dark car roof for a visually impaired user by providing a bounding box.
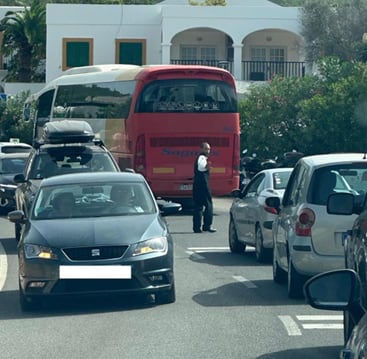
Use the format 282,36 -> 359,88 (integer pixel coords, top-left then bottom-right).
40,171 -> 145,187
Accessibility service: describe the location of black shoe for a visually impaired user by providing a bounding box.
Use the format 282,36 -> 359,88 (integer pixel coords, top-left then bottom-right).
203,227 -> 217,233
194,229 -> 202,233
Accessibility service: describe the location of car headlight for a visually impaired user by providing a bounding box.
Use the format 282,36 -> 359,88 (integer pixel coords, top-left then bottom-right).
24,244 -> 58,260
132,237 -> 168,256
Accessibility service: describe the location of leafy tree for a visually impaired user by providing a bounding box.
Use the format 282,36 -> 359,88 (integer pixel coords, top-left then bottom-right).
301,0 -> 367,63
239,57 -> 367,161
0,91 -> 33,144
0,0 -> 46,82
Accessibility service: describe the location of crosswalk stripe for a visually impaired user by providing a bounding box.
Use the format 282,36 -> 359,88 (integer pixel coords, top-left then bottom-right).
297,315 -> 343,321
278,315 -> 302,336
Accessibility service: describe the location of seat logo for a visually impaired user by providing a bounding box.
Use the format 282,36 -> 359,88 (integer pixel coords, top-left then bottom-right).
91,248 -> 100,257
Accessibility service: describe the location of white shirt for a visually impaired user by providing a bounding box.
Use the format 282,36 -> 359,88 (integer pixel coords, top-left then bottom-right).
197,154 -> 208,172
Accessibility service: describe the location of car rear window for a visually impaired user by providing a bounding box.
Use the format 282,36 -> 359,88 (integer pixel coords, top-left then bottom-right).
309,164 -> 367,205
272,171 -> 291,190
1,146 -> 31,154
29,146 -> 118,179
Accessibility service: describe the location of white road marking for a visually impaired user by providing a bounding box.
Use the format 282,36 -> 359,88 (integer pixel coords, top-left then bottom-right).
297,315 -> 343,321
233,275 -> 257,288
187,247 -> 230,251
302,323 -> 343,329
0,241 -> 7,291
278,315 -> 302,336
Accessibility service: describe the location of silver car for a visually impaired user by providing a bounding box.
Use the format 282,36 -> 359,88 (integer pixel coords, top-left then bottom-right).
229,167 -> 292,262
269,153 -> 367,299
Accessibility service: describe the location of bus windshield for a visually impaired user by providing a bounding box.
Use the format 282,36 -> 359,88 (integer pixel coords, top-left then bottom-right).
136,79 -> 237,113
53,81 -> 135,119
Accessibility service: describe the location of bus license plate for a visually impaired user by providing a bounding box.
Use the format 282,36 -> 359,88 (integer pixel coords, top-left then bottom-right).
180,184 -> 192,191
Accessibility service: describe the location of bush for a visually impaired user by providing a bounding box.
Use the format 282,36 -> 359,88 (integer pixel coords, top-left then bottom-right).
0,91 -> 33,144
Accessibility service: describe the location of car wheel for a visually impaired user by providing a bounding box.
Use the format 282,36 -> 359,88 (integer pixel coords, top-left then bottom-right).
229,217 -> 246,253
287,259 -> 305,299
255,225 -> 271,263
19,284 -> 41,311
273,245 -> 286,283
155,283 -> 176,305
15,223 -> 21,242
343,310 -> 355,344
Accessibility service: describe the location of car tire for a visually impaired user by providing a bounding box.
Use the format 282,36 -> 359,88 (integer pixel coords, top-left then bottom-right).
287,259 -> 305,299
273,246 -> 286,283
229,217 -> 246,253
255,225 -> 271,263
19,284 -> 41,311
343,310 -> 355,344
15,223 -> 21,242
155,283 -> 176,305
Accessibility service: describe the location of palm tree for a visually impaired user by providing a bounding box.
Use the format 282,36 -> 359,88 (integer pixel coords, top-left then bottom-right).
0,0 -> 46,82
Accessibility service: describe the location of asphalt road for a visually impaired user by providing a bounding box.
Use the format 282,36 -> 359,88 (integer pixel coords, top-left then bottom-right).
0,197 -> 343,359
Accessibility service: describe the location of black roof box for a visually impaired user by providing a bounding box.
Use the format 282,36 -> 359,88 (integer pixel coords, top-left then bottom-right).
42,120 -> 95,144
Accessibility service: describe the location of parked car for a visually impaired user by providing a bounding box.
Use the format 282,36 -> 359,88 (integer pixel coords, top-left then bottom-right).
304,269 -> 367,359
267,153 -> 367,298
0,141 -> 32,154
13,120 -> 120,241
0,152 -> 30,213
326,191 -> 367,344
229,167 -> 292,262
8,171 -> 181,311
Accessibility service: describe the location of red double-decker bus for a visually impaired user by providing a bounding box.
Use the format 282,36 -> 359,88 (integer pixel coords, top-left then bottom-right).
26,64 -> 240,204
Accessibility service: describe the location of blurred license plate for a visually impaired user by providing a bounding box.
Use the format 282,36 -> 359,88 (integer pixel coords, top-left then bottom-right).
59,265 -> 131,279
336,232 -> 350,246
180,184 -> 192,191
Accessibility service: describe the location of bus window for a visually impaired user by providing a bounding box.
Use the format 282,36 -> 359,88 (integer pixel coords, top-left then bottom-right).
136,79 -> 237,113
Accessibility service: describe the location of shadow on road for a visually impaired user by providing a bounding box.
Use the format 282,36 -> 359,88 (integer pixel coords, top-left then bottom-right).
255,345 -> 342,359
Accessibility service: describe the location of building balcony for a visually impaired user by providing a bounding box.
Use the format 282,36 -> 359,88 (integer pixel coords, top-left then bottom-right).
170,59 -> 306,81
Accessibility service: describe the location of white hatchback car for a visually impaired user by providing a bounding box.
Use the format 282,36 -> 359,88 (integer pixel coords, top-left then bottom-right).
269,153 -> 367,298
0,141 -> 32,154
229,167 -> 292,262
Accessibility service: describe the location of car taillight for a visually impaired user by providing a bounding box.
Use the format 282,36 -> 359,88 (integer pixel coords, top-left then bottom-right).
264,204 -> 278,214
134,134 -> 146,175
295,208 -> 315,236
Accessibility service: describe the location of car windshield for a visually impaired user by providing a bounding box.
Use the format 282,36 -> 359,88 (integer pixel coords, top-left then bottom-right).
0,157 -> 28,174
309,164 -> 367,205
32,181 -> 157,219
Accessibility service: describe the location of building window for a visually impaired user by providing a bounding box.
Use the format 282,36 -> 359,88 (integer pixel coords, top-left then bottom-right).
251,48 -> 266,61
62,38 -> 93,71
181,46 -> 216,64
181,47 -> 197,60
270,48 -> 285,62
115,39 -> 146,66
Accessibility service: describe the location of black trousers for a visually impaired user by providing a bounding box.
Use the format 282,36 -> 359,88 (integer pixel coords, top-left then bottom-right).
193,194 -> 213,232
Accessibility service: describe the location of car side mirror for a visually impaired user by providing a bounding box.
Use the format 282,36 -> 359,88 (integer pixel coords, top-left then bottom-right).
159,202 -> 182,216
265,196 -> 281,213
303,269 -> 361,312
14,173 -> 26,184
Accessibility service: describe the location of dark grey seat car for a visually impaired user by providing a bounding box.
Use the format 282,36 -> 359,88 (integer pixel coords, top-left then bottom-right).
8,171 -> 181,311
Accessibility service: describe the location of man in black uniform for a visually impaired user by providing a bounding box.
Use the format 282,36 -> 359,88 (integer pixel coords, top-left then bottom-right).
192,142 -> 216,233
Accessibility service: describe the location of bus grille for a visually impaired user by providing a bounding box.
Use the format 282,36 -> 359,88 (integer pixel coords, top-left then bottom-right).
150,137 -> 229,147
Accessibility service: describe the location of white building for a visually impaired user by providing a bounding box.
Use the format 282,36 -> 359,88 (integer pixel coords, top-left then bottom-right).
45,0 -> 304,83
